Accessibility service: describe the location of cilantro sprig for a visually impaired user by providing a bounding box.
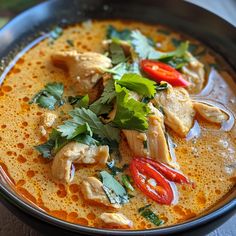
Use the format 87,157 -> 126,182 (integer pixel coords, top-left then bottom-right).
131,30 -> 189,61
30,83 -> 64,110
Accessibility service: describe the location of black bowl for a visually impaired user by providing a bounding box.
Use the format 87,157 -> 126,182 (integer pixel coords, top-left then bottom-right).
0,0 -> 235,235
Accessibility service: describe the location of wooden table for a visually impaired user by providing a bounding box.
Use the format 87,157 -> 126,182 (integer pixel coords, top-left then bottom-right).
0,1 -> 235,235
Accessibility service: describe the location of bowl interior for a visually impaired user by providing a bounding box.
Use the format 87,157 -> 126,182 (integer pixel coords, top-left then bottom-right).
0,0 -> 235,235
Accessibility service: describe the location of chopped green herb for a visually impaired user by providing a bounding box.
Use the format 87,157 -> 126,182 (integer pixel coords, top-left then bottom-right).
107,160 -> 129,175
109,42 -> 126,65
100,170 -> 129,204
89,79 -> 116,115
30,83 -> 64,110
34,139 -> 55,158
68,94 -> 89,108
69,108 -> 120,142
131,30 -> 189,60
113,84 -> 150,131
188,43 -> 199,54
138,205 -> 164,226
122,175 -> 134,191
141,97 -> 151,104
58,121 -> 92,139
171,38 -> 182,47
107,25 -> 132,41
117,73 -> 157,98
103,62 -> 141,80
156,83 -> 168,92
49,26 -> 63,44
66,39 -> 74,47
34,129 -> 68,158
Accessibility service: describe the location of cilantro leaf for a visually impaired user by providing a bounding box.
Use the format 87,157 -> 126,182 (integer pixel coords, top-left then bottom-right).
68,94 -> 89,108
73,133 -> 99,146
89,79 -> 116,115
107,25 -> 132,41
100,170 -> 129,205
69,108 -> 120,142
49,26 -> 63,44
138,205 -> 164,226
103,62 -> 141,80
57,121 -> 92,139
34,129 -> 68,158
34,139 -> 55,158
45,83 -> 64,100
30,82 -> 64,110
113,84 -> 150,131
109,42 -> 126,65
131,30 -> 189,60
117,73 -> 157,98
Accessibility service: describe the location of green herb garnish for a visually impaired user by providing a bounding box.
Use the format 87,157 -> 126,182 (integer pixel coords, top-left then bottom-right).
49,26 -> 63,43
113,84 -> 150,131
107,160 -> 129,175
122,175 -> 134,191
107,25 -> 132,41
117,73 -> 157,98
89,79 -> 116,115
109,42 -> 126,65
30,83 -> 64,110
66,39 -> 74,47
100,170 -> 129,204
68,94 -> 89,108
131,30 -> 189,60
138,204 -> 164,226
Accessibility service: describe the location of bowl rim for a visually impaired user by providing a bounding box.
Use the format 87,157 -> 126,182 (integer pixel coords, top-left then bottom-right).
0,0 -> 236,235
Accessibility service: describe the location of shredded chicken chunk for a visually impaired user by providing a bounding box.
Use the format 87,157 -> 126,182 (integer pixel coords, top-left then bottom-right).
181,52 -> 205,94
100,212 -> 133,228
123,103 -> 177,167
81,177 -> 120,208
43,112 -> 57,127
153,84 -> 195,137
51,142 -> 109,182
122,130 -> 147,157
194,102 -> 228,123
147,103 -> 174,166
51,51 -> 112,93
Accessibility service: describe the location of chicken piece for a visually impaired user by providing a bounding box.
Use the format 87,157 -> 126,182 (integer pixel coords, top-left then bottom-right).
51,142 -> 109,182
181,52 -> 205,94
81,177 -> 120,209
153,84 -> 195,137
123,103 -> 177,168
43,112 -> 57,127
122,130 -> 148,157
100,212 -> 133,228
193,102 -> 228,123
51,51 -> 112,93
147,103 -> 174,166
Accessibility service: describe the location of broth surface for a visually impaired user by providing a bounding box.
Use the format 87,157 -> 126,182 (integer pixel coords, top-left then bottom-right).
0,20 -> 235,229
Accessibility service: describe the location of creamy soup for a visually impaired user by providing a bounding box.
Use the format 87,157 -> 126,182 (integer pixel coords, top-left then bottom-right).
0,20 -> 235,230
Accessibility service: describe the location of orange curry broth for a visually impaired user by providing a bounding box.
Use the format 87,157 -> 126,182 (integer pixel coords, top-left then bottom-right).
0,20 -> 235,230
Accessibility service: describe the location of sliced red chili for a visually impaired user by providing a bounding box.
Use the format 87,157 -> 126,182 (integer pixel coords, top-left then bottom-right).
130,159 -> 174,205
137,157 -> 190,184
140,60 -> 190,87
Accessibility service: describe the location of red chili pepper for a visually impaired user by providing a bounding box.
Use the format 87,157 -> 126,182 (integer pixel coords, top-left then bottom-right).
140,60 -> 190,87
130,158 -> 174,205
137,157 -> 190,184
